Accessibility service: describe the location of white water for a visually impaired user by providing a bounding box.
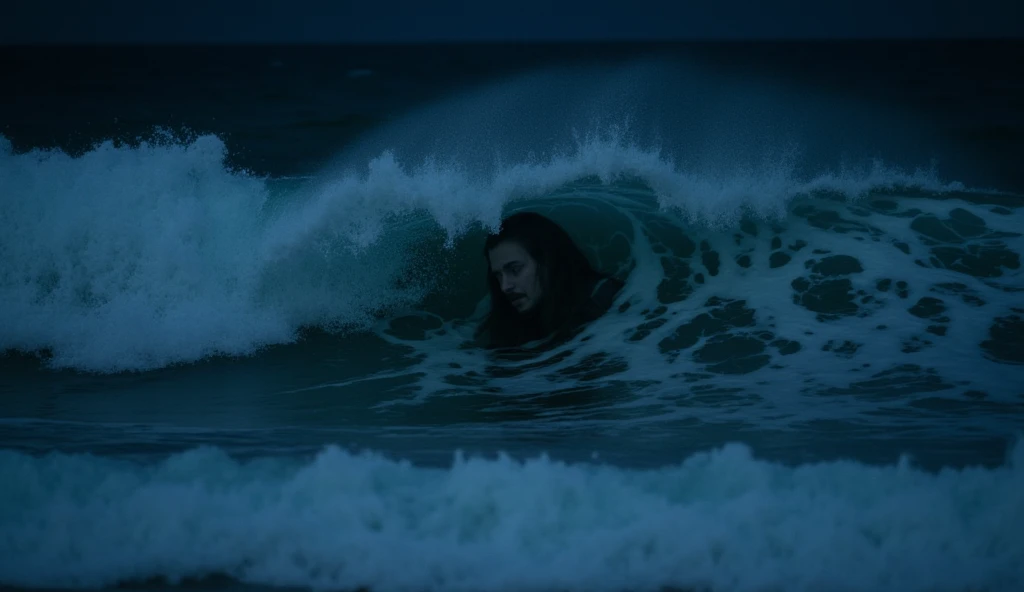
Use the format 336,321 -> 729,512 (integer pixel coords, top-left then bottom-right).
0,440 -> 1021,592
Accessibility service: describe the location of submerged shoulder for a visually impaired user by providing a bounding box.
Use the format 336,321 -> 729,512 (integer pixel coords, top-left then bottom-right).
584,275 -> 625,318
595,275 -> 625,303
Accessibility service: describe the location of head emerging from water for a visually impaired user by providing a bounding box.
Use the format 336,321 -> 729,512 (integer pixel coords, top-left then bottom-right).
487,232 -> 544,314
479,211 -> 616,348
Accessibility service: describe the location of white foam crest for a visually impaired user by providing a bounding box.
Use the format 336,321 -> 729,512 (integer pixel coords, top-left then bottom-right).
311,130 -> 967,239
802,158 -> 969,197
0,441 -> 1020,592
0,135 -> 289,372
0,136 -> 434,372
486,132 -> 969,231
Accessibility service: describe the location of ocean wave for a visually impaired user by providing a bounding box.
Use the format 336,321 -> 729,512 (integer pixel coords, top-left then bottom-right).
0,439 -> 1021,592
0,133 -> 1011,373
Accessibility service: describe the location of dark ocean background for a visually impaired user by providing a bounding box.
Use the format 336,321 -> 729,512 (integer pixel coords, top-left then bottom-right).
1,40 -> 1023,592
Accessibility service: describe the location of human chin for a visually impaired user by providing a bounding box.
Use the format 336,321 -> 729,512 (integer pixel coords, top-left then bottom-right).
510,295 -> 533,313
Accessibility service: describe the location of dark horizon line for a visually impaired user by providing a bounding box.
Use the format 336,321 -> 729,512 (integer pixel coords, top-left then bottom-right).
2,35 -> 1021,48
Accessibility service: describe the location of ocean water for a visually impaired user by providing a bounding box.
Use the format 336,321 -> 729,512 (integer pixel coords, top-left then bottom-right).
1,41 -> 1023,592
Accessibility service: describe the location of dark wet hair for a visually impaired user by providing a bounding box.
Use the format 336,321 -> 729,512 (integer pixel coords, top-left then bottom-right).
476,211 -> 612,348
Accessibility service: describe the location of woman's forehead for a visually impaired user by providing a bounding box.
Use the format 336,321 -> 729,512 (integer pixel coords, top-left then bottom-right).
488,241 -> 532,267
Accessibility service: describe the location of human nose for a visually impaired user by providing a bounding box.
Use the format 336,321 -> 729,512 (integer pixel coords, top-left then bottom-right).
501,275 -> 515,292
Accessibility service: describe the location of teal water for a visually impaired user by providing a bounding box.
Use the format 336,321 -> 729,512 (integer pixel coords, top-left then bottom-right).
1,41 -> 1023,592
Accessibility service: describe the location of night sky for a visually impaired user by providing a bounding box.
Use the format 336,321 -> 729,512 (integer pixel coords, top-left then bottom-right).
3,0 -> 1022,44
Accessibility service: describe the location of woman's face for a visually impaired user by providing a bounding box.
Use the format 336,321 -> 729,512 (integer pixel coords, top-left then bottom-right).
488,240 -> 543,314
